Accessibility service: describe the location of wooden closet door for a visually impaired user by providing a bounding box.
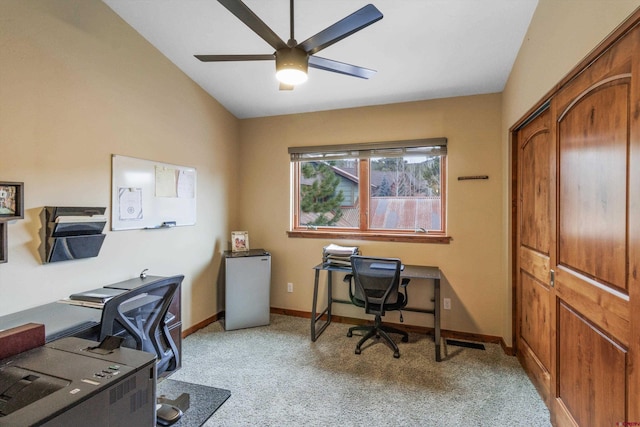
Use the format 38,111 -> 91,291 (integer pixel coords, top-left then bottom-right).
516,108 -> 553,405
550,25 -> 638,427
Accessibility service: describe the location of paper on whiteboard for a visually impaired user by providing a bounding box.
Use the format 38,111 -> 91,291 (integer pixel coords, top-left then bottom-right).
177,170 -> 195,199
118,187 -> 143,220
155,166 -> 177,197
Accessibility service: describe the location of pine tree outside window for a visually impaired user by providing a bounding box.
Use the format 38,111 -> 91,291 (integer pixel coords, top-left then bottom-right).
300,162 -> 345,226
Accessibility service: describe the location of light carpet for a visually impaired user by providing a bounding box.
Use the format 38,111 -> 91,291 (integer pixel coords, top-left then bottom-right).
169,314 -> 550,426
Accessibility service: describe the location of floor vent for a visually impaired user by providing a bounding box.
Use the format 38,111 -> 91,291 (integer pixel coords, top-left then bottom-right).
446,339 -> 486,350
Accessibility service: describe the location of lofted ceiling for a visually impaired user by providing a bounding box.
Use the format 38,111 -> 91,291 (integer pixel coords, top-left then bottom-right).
102,0 -> 538,119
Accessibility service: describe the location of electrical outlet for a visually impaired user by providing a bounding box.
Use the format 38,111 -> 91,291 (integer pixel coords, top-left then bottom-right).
443,298 -> 451,310
287,282 -> 293,293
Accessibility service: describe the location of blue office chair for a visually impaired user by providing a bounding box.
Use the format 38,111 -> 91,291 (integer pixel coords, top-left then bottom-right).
345,256 -> 410,358
99,275 -> 183,376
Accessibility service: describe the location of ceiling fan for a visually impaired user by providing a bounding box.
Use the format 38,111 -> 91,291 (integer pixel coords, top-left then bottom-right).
195,0 -> 383,90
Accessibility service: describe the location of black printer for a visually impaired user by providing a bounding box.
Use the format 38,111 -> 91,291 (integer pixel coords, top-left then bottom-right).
0,337 -> 156,426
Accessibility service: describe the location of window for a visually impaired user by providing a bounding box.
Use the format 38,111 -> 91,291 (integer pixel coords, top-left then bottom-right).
289,138 -> 450,243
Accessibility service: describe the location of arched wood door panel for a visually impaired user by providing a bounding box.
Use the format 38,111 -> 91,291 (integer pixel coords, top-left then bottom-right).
521,127 -> 551,255
558,78 -> 630,294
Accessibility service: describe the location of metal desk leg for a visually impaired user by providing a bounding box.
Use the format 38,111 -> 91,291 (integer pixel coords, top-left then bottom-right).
434,278 -> 441,362
311,269 -> 333,341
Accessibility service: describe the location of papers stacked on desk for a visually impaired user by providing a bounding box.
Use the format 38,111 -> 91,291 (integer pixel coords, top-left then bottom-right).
69,290 -> 117,304
57,287 -> 125,309
58,298 -> 106,309
322,244 -> 359,267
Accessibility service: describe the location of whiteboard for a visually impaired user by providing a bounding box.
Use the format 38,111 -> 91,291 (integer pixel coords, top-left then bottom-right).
111,155 -> 196,231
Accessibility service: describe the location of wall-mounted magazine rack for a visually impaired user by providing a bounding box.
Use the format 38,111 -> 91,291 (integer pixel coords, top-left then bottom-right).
44,206 -> 107,263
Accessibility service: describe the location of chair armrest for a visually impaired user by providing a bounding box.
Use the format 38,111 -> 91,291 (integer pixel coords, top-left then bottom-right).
343,274 -> 355,300
400,278 -> 410,303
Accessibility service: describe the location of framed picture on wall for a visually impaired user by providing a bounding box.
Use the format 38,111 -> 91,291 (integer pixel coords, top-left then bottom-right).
231,231 -> 249,252
0,182 -> 24,221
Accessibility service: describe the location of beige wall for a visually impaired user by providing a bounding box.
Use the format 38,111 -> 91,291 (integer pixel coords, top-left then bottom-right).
239,94 -> 506,337
0,0 -> 240,329
501,1 -> 640,342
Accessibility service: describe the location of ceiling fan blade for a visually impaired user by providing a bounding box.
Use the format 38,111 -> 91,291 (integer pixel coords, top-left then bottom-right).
195,54 -> 274,62
309,56 -> 376,79
298,4 -> 383,55
279,83 -> 295,91
218,0 -> 287,50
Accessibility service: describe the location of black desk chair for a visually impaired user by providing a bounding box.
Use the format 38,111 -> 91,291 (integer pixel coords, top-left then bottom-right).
345,256 -> 410,358
99,275 -> 183,376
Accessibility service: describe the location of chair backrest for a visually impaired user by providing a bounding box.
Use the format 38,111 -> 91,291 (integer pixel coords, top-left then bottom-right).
99,275 -> 184,376
350,256 -> 402,316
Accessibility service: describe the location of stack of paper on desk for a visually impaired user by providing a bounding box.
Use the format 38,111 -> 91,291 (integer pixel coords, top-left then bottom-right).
322,244 -> 359,267
58,287 -> 126,309
69,291 -> 115,304
58,298 -> 105,309
323,244 -> 359,256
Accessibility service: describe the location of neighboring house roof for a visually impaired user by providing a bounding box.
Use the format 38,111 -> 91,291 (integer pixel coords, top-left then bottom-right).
369,197 -> 441,230
301,163 -> 424,197
299,162 -> 359,186
299,197 -> 441,230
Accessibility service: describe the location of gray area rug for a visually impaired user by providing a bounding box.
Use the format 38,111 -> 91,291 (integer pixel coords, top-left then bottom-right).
171,314 -> 551,426
157,379 -> 230,427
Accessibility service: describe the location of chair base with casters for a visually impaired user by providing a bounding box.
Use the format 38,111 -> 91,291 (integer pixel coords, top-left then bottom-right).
347,314 -> 408,358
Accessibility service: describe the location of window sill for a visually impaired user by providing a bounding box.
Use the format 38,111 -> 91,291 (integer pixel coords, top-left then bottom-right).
287,230 -> 451,244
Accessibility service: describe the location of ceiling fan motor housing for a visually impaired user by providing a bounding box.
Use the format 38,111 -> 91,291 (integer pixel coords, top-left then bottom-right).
275,48 -> 309,85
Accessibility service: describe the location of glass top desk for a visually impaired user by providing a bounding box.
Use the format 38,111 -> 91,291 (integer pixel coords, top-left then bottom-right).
311,263 -> 443,362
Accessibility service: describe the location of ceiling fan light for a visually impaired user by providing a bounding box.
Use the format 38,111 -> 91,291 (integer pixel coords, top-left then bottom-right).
276,48 -> 308,86
276,68 -> 307,85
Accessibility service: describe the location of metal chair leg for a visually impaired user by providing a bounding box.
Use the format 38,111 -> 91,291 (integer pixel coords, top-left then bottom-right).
377,328 -> 401,358
355,328 -> 377,355
379,324 -> 409,342
347,324 -> 371,337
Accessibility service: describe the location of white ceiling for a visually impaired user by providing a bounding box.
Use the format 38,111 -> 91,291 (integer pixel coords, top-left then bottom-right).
102,0 -> 538,119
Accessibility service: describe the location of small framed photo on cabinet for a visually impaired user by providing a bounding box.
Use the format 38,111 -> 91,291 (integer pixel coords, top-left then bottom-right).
0,182 -> 23,221
231,231 -> 249,252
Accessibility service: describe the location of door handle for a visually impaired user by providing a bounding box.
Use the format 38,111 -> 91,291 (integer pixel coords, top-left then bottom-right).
550,269 -> 555,288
